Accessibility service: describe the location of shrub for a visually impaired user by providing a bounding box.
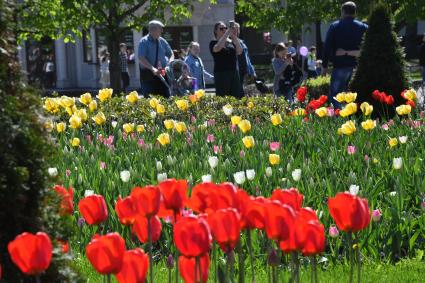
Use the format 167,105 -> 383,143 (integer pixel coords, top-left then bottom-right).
304,75 -> 330,100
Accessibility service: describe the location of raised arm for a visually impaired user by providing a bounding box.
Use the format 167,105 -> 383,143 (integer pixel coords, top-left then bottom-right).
213,29 -> 231,53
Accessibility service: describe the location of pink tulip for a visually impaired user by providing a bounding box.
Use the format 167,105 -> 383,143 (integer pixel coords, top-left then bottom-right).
270,142 -> 280,152
66,169 -> 71,177
327,107 -> 335,117
206,134 -> 215,143
421,200 -> 425,211
329,225 -> 339,238
364,155 -> 369,162
347,145 -> 356,155
240,150 -> 245,158
100,162 -> 106,170
372,209 -> 381,222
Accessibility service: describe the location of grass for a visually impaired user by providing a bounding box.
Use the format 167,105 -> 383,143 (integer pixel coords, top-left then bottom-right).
74,254 -> 425,283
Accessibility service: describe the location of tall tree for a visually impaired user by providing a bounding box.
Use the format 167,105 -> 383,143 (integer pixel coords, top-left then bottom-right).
17,0 -> 204,92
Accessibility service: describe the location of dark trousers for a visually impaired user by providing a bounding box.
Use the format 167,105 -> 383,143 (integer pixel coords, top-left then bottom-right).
329,67 -> 354,109
239,72 -> 246,97
214,70 -> 241,98
140,75 -> 169,98
121,72 -> 130,91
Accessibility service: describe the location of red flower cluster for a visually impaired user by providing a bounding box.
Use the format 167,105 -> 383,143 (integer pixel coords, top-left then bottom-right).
372,90 -> 394,105
296,86 -> 308,102
307,95 -> 328,111
53,185 -> 74,215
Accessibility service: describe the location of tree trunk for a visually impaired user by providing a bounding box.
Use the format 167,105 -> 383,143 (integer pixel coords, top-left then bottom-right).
405,21 -> 418,60
315,20 -> 323,59
108,32 -> 122,93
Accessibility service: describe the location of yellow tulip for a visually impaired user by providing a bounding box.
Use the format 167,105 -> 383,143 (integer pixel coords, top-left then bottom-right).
97,88 -> 113,102
71,137 -> 80,147
65,107 -> 74,116
137,125 -> 145,133
123,123 -> 135,134
92,112 -> 106,125
242,136 -> 255,149
339,108 -> 350,118
339,120 -> 356,136
223,104 -> 233,116
60,96 -> 75,108
44,98 -> 60,113
271,114 -> 283,126
44,120 -> 54,132
238,119 -> 251,134
292,108 -> 306,116
149,98 -> 159,109
360,102 -> 373,116
77,109 -> 88,122
56,122 -> 66,133
79,93 -> 92,105
388,138 -> 398,148
157,133 -> 171,146
361,119 -> 376,131
126,91 -> 139,104
315,107 -> 327,118
334,92 -> 346,103
175,122 -> 187,133
231,116 -> 242,126
404,89 -> 416,101
396,105 -> 412,116
164,119 -> 175,130
195,89 -> 205,99
69,114 -> 82,129
176,99 -> 189,111
344,92 -> 357,103
89,100 -> 98,112
156,104 -> 165,114
247,101 -> 254,109
269,154 -> 280,165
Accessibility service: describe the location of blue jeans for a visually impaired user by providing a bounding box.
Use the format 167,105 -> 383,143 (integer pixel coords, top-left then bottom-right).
329,67 -> 354,109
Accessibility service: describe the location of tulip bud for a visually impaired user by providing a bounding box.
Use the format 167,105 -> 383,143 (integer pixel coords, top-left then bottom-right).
267,249 -> 279,267
167,155 -> 175,166
156,161 -> 163,171
208,156 -> 219,169
349,185 -> 359,196
157,173 -> 168,183
291,169 -> 302,182
265,167 -> 273,177
329,225 -> 339,238
372,209 -> 381,222
202,174 -> 212,183
77,217 -> 86,228
233,171 -> 246,185
111,121 -> 118,128
48,167 -> 58,177
246,169 -> 256,181
166,254 -> 174,269
120,170 -> 131,182
393,157 -> 403,170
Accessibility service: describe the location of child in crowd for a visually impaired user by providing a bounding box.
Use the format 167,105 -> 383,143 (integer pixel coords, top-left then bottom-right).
184,41 -> 214,90
307,46 -> 318,78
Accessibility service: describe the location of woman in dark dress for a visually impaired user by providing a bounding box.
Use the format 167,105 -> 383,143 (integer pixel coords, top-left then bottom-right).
209,21 -> 243,97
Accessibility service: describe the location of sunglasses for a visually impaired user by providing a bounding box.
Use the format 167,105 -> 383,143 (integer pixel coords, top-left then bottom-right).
219,27 -> 228,31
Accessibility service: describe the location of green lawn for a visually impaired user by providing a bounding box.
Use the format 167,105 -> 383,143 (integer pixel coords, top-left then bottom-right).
74,255 -> 425,283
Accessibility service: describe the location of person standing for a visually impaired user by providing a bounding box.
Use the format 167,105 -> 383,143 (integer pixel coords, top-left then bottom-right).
99,51 -> 110,89
119,43 -> 130,92
235,22 -> 257,96
420,34 -> 425,85
272,43 -> 294,101
138,20 -> 174,97
307,46 -> 318,78
322,1 -> 368,108
209,21 -> 243,98
184,41 -> 214,90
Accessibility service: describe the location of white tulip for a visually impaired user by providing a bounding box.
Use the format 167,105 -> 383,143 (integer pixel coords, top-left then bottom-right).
156,160 -> 163,171
233,171 -> 246,185
202,174 -> 212,183
393,157 -> 403,170
349,184 -> 359,196
167,155 -> 176,166
120,170 -> 131,182
84,190 -> 94,197
222,104 -> 233,116
389,191 -> 397,196
111,121 -> 118,128
398,136 -> 408,144
208,156 -> 219,169
150,111 -> 157,119
48,167 -> 58,177
157,173 -> 168,183
246,169 -> 256,181
291,169 -> 302,182
266,167 -> 273,177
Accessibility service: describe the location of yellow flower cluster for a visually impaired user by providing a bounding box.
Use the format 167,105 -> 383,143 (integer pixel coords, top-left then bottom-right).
231,116 -> 242,126
157,133 -> 170,146
315,107 -> 327,118
176,99 -> 189,111
360,102 -> 373,116
396,105 -> 412,116
338,120 -> 356,136
361,119 -> 376,131
238,120 -> 251,134
339,103 -> 357,118
334,92 -> 357,103
271,114 -> 283,125
126,91 -> 139,104
403,89 -> 416,101
242,136 -> 255,148
163,119 -> 186,133
97,88 -> 113,102
92,112 -> 106,125
269,154 -> 280,165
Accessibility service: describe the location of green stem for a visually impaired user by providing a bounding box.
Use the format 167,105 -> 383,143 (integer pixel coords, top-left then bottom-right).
356,235 -> 361,283
246,230 -> 256,283
107,274 -> 111,283
174,211 -> 179,283
148,216 -> 154,283
291,251 -> 300,283
237,241 -> 245,283
311,256 -> 318,283
348,232 -> 354,283
213,241 -> 217,283
272,265 -> 277,283
168,268 -> 172,283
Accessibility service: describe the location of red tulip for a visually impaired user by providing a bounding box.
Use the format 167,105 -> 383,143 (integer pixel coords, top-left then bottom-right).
215,182 -> 238,210
57,239 -> 69,254
280,207 -> 318,253
188,182 -> 219,213
406,100 -> 416,108
115,196 -> 137,225
385,95 -> 394,105
8,232 -> 53,275
207,208 -> 241,252
78,194 -> 108,225
86,233 -> 126,274
296,86 -> 308,102
372,90 -> 383,102
271,188 -> 303,211
178,254 -> 210,283
174,215 -> 212,257
265,201 -> 296,242
131,186 -> 161,217
115,248 -> 149,283
53,185 -> 74,215
295,220 -> 325,256
236,190 -> 267,230
328,192 -> 371,232
132,215 -> 162,243
159,179 -> 188,212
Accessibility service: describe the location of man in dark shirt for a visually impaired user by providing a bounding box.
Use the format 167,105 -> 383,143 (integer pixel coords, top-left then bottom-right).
420,34 -> 425,85
322,1 -> 368,108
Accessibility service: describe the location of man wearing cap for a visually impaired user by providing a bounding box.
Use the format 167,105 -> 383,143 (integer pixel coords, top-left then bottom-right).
138,20 -> 174,97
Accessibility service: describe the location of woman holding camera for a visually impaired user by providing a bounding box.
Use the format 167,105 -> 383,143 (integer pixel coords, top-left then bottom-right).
210,21 -> 243,98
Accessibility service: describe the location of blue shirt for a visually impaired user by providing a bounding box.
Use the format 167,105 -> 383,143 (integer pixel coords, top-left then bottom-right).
138,34 -> 173,69
239,39 -> 256,77
184,54 -> 213,89
323,18 -> 368,68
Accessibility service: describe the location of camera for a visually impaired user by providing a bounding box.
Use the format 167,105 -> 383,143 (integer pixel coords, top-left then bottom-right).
229,20 -> 235,28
